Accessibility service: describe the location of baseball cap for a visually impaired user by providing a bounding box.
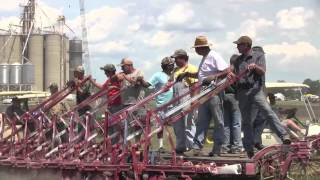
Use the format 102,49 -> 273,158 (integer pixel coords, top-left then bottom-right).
233,36 -> 252,45
100,64 -> 116,72
118,58 -> 133,66
74,65 -> 85,73
48,82 -> 58,89
171,49 -> 188,58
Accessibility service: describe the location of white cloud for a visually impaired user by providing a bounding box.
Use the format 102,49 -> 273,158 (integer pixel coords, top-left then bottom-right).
68,6 -> 128,42
0,16 -> 20,31
240,18 -> 274,38
128,23 -> 140,32
34,1 -> 63,30
228,0 -> 270,3
0,0 -> 21,11
264,41 -> 319,64
157,2 -> 194,27
144,31 -> 172,47
92,40 -> 130,54
276,7 -> 314,30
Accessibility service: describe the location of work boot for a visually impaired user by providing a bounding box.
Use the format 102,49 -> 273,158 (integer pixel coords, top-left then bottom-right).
254,143 -> 265,151
209,144 -> 221,157
281,134 -> 291,145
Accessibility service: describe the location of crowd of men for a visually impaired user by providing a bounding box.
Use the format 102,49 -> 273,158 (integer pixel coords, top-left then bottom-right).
6,35 -> 292,158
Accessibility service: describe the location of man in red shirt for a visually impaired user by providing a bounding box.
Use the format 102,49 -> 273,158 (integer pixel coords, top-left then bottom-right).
91,64 -> 122,113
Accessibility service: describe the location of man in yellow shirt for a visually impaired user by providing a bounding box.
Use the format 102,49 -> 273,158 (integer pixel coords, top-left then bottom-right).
171,49 -> 198,154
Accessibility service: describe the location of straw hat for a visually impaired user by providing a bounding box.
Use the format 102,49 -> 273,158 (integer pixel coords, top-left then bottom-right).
192,36 -> 212,48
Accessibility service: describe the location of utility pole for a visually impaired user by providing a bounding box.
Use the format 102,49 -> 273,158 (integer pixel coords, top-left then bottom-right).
79,0 -> 91,75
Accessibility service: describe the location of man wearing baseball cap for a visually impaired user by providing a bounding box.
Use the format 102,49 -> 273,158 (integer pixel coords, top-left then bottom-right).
138,57 -> 175,151
171,49 -> 198,155
72,65 -> 92,134
90,64 -> 122,113
232,35 -> 290,158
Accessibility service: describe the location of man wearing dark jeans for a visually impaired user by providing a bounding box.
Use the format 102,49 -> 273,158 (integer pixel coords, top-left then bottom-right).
232,36 -> 290,158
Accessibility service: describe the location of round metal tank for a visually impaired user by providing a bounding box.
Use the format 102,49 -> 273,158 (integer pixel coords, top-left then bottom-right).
9,63 -> 22,84
0,35 -> 6,63
0,63 -> 10,84
28,35 -> 44,90
44,34 -> 61,89
22,62 -> 34,84
0,35 -> 22,64
69,39 -> 82,78
63,36 -> 70,82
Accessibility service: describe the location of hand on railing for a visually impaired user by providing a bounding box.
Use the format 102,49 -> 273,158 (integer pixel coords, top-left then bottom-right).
66,80 -> 76,89
176,72 -> 189,82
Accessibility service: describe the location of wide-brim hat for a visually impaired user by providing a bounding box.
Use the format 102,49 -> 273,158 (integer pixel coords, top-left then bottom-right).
192,35 -> 212,48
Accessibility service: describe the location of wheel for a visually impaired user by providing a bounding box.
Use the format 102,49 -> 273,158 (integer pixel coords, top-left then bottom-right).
258,149 -> 285,180
287,151 -> 320,180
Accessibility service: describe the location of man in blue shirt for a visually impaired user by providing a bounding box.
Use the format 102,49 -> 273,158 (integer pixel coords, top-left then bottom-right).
138,57 -> 174,150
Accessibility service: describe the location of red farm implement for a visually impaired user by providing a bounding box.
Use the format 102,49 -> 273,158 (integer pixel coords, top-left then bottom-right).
0,73 -> 319,180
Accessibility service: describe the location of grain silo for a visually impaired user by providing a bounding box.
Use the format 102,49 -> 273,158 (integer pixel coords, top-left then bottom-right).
21,62 -> 34,85
44,34 -> 61,89
0,35 -> 6,63
0,63 -> 10,85
9,62 -> 22,84
69,39 -> 82,79
0,35 -> 22,64
62,36 -> 69,84
28,34 -> 44,90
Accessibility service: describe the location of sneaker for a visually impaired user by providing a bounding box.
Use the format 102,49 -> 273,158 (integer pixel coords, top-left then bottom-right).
221,147 -> 230,154
158,147 -> 165,153
254,143 -> 265,150
230,148 -> 244,154
193,149 -> 202,156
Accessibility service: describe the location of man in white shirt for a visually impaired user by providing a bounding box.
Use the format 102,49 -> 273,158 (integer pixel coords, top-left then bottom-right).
178,36 -> 231,156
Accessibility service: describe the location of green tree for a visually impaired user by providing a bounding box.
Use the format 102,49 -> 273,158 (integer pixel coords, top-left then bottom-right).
303,79 -> 320,95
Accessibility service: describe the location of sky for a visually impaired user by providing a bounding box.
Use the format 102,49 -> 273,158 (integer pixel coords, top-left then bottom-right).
0,0 -> 319,83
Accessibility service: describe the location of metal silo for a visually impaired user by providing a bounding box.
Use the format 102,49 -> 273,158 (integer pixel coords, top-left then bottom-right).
28,35 -> 44,90
1,35 -> 22,64
22,62 -> 34,84
69,39 -> 82,79
64,36 -> 70,82
0,63 -> 10,84
0,35 -> 6,63
44,34 -> 61,89
9,62 -> 22,84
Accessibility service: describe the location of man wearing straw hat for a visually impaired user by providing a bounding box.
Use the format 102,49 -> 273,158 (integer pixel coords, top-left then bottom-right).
178,36 -> 230,156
